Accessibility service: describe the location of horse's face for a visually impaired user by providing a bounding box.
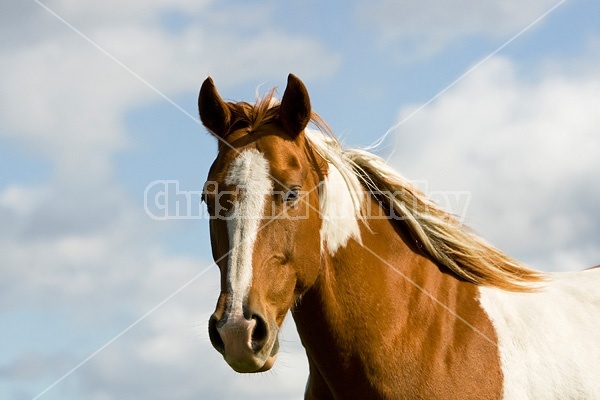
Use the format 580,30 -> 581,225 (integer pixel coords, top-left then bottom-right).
199,75 -> 323,373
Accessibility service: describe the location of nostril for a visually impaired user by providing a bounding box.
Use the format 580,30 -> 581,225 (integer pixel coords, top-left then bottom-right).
250,314 -> 268,351
208,315 -> 225,354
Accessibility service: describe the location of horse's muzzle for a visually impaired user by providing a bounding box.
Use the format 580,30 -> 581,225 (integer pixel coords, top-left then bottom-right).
208,311 -> 279,373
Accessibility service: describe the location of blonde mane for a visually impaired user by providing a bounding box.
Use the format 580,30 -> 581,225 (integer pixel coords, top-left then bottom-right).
232,93 -> 546,292
305,114 -> 546,292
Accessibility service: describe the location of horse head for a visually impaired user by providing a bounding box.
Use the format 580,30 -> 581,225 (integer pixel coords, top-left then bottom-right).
199,74 -> 324,373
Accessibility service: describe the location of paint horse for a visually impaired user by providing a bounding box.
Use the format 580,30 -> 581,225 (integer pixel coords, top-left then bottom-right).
198,74 -> 600,399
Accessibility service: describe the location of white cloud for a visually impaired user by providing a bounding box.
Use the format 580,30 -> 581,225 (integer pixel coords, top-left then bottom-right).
0,185 -> 46,216
357,0 -> 561,58
0,0 -> 340,180
51,0 -> 212,21
74,308 -> 307,400
390,56 -> 600,271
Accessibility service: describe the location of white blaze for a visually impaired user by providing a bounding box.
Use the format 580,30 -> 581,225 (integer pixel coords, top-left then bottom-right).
224,149 -> 272,315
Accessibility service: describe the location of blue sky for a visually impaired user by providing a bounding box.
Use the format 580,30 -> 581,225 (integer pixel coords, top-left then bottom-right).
1,0 -> 599,399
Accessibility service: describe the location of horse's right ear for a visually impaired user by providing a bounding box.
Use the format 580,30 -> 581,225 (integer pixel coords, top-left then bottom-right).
198,77 -> 231,138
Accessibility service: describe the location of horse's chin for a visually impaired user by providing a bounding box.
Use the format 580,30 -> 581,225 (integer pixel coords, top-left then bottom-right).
253,333 -> 279,373
230,354 -> 277,374
256,354 -> 277,372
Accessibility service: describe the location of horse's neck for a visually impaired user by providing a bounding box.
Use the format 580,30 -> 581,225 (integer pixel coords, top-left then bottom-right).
292,198 -> 501,396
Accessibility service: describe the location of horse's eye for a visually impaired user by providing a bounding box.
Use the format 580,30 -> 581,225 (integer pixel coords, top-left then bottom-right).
283,187 -> 301,203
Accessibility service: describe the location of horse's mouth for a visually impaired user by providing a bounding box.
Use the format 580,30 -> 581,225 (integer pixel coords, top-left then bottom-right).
255,354 -> 277,372
227,335 -> 280,373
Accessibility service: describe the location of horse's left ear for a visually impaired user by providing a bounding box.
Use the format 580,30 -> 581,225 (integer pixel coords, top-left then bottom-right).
280,74 -> 311,137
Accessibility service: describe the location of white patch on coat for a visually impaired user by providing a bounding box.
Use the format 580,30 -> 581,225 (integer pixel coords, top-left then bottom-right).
478,269 -> 600,399
224,149 -> 272,315
319,162 -> 362,255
